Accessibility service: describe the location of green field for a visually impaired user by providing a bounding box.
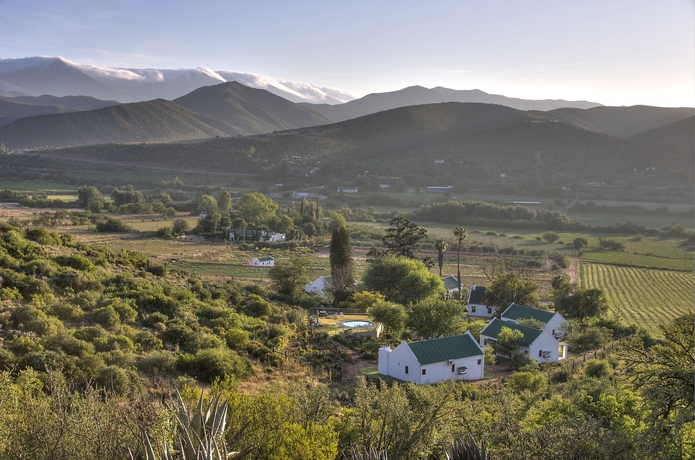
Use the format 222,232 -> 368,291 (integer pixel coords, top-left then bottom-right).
581,262 -> 694,337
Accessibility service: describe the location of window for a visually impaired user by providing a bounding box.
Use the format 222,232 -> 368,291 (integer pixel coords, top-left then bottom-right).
405,366 -> 409,374
451,364 -> 455,372
477,359 -> 482,365
471,306 -> 476,313
539,350 -> 543,357
422,369 -> 427,375
487,307 -> 493,314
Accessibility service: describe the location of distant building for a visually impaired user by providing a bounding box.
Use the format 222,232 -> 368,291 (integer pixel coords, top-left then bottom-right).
441,275 -> 460,297
426,186 -> 453,193
337,187 -> 358,193
467,284 -> 496,317
250,256 -> 274,267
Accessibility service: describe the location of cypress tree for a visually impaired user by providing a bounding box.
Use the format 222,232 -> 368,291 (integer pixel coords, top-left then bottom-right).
329,226 -> 353,303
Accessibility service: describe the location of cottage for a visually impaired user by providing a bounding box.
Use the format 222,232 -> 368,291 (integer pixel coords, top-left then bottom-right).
467,284 -> 497,317
305,275 -> 333,299
378,332 -> 485,384
262,232 -> 286,242
479,318 -> 567,362
250,256 -> 274,267
500,303 -> 566,339
337,186 -> 358,193
441,275 -> 460,297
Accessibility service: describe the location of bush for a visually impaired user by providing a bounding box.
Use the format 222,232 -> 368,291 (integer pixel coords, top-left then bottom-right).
509,350 -> 535,369
136,350 -> 177,375
584,359 -> 613,378
225,328 -> 250,350
181,347 -> 254,383
542,231 -> 560,243
507,371 -> 547,392
95,217 -> 132,233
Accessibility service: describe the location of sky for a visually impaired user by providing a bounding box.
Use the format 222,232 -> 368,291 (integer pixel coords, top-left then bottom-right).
0,0 -> 693,107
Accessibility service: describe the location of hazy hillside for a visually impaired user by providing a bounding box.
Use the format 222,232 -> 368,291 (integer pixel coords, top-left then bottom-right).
300,86 -> 603,123
174,81 -> 330,134
0,99 -> 237,148
0,95 -> 120,127
548,105 -> 694,137
630,116 -> 695,170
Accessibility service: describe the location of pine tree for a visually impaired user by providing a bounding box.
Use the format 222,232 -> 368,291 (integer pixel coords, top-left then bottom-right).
330,226 -> 353,302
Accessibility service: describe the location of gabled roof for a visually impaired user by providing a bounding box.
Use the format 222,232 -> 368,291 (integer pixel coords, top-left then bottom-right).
442,275 -> 459,291
502,303 -> 555,324
257,256 -> 274,262
480,318 -> 543,346
323,275 -> 333,287
407,333 -> 483,365
468,284 -> 486,304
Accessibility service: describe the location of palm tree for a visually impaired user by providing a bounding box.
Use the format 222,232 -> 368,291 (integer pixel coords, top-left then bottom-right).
454,227 -> 468,302
435,240 -> 447,277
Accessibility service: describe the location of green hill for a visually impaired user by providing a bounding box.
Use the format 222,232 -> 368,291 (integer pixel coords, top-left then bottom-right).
174,81 -> 330,134
0,99 -> 237,148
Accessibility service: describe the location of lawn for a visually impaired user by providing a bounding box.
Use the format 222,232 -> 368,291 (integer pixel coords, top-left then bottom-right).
581,262 -> 694,337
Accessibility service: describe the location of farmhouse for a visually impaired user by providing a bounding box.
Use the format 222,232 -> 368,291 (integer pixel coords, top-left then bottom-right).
500,303 -> 566,339
305,275 -> 333,298
378,332 -> 485,384
249,256 -> 274,267
479,318 -> 567,362
337,186 -> 358,193
467,284 -> 496,317
441,275 -> 460,297
262,232 -> 286,242
426,186 -> 453,193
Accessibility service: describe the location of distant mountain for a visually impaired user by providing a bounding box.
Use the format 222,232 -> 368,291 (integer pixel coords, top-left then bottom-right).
0,95 -> 120,128
174,81 -> 330,134
299,85 -> 603,123
0,81 -> 334,148
0,99 -> 236,148
0,57 -> 355,104
548,105 -> 694,137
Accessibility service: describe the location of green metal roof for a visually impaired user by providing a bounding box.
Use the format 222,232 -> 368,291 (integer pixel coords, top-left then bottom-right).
257,256 -> 274,262
502,303 -> 555,324
323,275 -> 333,287
480,318 -> 543,346
468,285 -> 486,304
442,275 -> 459,291
407,333 -> 483,364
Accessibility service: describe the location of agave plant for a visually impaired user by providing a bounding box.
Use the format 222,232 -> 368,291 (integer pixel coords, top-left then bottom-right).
140,389 -> 252,460
349,446 -> 388,460
444,433 -> 490,460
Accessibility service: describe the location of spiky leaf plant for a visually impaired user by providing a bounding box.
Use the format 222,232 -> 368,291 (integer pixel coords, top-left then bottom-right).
444,433 -> 490,460
140,389 -> 252,460
349,446 -> 388,460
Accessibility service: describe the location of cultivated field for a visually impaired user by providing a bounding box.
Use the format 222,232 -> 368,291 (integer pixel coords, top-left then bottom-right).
581,262 -> 694,337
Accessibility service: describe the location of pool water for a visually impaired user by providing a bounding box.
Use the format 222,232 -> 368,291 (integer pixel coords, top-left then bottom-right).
343,320 -> 374,328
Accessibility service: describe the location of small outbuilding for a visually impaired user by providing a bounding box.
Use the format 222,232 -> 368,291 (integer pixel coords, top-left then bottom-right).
467,284 -> 497,317
378,332 -> 485,384
250,256 -> 275,267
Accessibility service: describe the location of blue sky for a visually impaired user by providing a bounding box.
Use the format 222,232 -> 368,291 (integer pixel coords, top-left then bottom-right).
1,0 -> 693,107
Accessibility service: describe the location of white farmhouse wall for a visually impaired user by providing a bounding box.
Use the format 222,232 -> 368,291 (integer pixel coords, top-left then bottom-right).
527,331 -> 561,363
305,276 -> 329,294
419,355 -> 484,384
468,303 -> 494,317
382,342 -> 421,383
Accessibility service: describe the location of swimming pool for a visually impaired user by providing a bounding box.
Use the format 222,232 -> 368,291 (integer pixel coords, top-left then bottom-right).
342,320 -> 374,328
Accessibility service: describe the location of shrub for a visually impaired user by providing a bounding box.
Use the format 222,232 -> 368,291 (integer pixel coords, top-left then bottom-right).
225,328 -> 250,350
95,217 -> 132,233
147,264 -> 168,277
507,371 -> 548,392
90,306 -> 121,329
136,350 -> 177,375
95,365 -> 132,395
542,231 -> 560,243
509,350 -> 535,369
181,347 -> 254,383
584,359 -> 613,378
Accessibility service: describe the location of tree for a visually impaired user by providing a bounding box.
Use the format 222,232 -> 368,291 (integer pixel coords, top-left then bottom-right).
368,301 -> 407,339
382,217 -> 428,259
172,219 -> 189,235
454,227 -> 468,301
435,240 -> 447,277
196,194 -> 219,216
329,227 -> 353,302
619,313 -> 694,454
363,255 -> 444,305
77,186 -> 103,208
407,298 -> 465,339
237,192 -> 279,224
218,190 -> 232,215
268,257 -> 310,296
491,326 -> 524,358
555,286 -> 608,327
483,271 -> 539,312
541,231 -> 560,243
573,237 -> 588,251
328,211 -> 347,232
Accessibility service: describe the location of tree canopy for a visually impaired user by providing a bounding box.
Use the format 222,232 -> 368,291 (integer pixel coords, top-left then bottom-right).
363,255 -> 443,305
407,298 -> 465,339
238,192 -> 279,224
382,217 -> 428,259
482,271 -> 540,311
